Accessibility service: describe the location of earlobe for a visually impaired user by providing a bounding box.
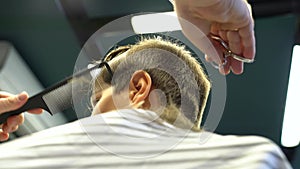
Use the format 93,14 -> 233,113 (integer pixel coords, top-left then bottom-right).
129,70 -> 152,107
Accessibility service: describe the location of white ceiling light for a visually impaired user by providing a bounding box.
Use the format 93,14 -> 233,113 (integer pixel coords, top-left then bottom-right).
131,12 -> 182,34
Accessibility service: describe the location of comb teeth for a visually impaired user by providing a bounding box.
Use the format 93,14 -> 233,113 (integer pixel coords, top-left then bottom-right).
42,81 -> 73,115
0,65 -> 97,124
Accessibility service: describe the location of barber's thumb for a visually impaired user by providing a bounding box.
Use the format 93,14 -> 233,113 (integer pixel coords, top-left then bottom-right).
0,91 -> 28,113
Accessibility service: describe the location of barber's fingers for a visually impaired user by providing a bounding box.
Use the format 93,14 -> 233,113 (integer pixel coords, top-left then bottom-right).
0,114 -> 23,142
219,22 -> 255,60
218,30 -> 228,41
230,58 -> 244,75
0,132 -> 9,142
1,114 -> 24,133
2,123 -> 20,134
215,1 -> 254,32
0,91 -> 15,98
28,108 -> 43,114
227,30 -> 241,49
2,124 -> 20,134
239,25 -> 256,60
210,24 -> 228,41
0,91 -> 42,115
0,91 -> 28,114
211,10 -> 255,60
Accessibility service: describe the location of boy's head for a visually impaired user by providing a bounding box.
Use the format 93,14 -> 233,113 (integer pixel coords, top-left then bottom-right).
91,37 -> 211,131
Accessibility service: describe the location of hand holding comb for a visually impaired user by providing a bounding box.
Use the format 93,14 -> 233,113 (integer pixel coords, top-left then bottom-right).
0,62 -> 109,125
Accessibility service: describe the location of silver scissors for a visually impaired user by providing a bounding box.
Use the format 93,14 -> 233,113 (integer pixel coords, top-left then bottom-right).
209,34 -> 254,65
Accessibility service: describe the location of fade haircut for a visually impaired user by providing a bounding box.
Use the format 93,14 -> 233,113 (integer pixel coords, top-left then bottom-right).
94,37 -> 211,131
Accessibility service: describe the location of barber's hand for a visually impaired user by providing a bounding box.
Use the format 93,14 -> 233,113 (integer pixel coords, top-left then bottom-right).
0,91 -> 42,141
174,0 -> 255,75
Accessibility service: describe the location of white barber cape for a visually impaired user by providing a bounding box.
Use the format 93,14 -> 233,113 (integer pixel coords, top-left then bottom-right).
0,109 -> 292,169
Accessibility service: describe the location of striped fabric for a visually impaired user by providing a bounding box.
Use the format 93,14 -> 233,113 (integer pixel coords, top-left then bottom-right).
0,109 -> 292,169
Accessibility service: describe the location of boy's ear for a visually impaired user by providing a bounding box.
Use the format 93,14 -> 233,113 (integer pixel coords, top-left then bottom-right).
129,70 -> 152,106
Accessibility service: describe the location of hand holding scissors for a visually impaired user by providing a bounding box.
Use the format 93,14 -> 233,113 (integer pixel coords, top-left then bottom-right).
173,0 -> 255,75
209,34 -> 254,72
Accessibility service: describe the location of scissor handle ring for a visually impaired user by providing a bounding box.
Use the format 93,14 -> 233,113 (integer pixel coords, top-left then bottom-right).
224,51 -> 254,63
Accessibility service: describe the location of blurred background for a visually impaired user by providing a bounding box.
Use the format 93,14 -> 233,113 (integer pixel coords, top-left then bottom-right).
0,0 -> 299,168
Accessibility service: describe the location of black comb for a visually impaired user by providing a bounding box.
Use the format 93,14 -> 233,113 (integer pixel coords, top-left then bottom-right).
0,62 -> 111,125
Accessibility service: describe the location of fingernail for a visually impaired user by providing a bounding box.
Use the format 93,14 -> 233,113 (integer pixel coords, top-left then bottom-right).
18,92 -> 27,101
